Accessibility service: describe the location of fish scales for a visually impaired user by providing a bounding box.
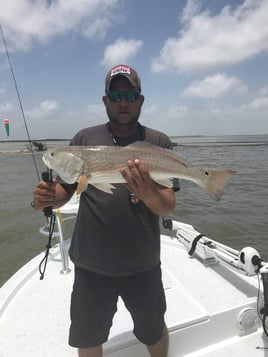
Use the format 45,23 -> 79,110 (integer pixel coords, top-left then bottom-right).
43,143 -> 236,201
77,145 -> 186,179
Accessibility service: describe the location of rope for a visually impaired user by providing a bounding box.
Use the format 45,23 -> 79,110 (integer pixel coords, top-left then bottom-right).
188,234 -> 204,256
39,214 -> 56,280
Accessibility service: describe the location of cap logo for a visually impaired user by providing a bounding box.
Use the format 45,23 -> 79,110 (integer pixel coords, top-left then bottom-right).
110,65 -> 131,77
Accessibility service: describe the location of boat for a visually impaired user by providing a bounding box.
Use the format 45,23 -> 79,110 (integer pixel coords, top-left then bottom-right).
1,195 -> 268,356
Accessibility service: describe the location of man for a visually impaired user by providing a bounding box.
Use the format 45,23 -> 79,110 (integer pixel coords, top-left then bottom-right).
33,64 -> 176,357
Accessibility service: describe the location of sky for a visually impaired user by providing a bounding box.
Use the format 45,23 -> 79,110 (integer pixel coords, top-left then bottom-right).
0,0 -> 268,140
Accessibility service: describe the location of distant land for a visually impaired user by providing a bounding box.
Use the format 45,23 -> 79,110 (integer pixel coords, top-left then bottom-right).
1,133 -> 268,144
0,139 -> 70,143
1,136 -> 206,143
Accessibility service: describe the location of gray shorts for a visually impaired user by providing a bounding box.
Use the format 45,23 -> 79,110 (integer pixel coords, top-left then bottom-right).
69,265 -> 166,348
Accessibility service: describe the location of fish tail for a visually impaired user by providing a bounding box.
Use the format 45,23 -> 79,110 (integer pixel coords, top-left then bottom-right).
196,168 -> 236,201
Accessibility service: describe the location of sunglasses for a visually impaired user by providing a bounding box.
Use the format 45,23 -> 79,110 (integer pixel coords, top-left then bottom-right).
107,90 -> 140,103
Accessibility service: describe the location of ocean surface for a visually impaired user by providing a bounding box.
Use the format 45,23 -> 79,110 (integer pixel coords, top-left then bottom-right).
0,135 -> 268,287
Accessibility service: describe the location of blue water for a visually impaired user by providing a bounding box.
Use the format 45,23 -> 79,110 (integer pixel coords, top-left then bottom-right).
0,135 -> 267,286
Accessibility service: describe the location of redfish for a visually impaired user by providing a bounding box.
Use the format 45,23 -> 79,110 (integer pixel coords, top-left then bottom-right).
43,142 -> 235,200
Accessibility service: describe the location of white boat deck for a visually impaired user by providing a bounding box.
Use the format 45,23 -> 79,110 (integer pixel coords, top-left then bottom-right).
1,230 -> 268,356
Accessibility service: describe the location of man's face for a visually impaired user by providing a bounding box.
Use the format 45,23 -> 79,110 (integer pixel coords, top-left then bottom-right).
103,76 -> 144,127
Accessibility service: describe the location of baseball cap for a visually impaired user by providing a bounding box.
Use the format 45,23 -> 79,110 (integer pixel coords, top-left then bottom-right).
105,64 -> 141,93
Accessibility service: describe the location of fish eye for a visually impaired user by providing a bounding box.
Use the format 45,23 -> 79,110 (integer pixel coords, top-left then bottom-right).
51,152 -> 55,157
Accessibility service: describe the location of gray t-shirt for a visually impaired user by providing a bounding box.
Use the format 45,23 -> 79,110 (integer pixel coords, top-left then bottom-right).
66,123 -> 175,276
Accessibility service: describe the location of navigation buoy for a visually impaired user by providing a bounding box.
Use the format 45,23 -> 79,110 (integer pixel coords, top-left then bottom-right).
3,118 -> 9,137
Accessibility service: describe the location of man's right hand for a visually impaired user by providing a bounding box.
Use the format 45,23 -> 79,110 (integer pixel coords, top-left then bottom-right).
33,180 -> 57,211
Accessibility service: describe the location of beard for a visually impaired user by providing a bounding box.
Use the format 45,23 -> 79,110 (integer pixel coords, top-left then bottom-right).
105,106 -> 142,127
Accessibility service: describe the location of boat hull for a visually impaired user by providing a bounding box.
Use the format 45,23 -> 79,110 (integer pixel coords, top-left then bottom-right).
1,230 -> 267,356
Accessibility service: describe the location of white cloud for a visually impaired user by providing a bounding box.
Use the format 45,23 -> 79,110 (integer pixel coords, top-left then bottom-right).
182,73 -> 247,98
247,97 -> 268,109
40,100 -> 60,112
141,100 -> 268,137
26,100 -> 60,118
0,0 -> 123,51
86,104 -> 106,123
142,104 -> 189,134
181,0 -> 202,24
0,101 -> 15,112
152,0 -> 268,73
166,105 -> 189,117
259,86 -> 268,96
82,17 -> 113,40
144,105 -> 157,116
101,37 -> 143,68
2,97 -> 268,140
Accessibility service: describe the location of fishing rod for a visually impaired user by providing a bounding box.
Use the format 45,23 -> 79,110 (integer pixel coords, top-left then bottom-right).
0,23 -> 40,181
1,24 -> 54,279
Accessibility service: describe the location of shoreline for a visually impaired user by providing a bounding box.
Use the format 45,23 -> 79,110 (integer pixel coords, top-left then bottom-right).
0,139 -> 70,143
1,142 -> 268,154
0,150 -> 42,155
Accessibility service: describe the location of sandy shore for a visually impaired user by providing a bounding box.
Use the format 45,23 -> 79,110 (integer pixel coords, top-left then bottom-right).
0,149 -> 42,154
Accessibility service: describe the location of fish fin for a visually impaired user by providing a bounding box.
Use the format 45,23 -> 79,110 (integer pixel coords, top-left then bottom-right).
91,183 -> 116,194
196,169 -> 236,201
76,175 -> 88,195
127,141 -> 168,151
154,179 -> 173,188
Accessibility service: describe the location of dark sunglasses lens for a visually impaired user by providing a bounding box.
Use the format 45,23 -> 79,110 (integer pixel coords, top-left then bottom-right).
108,91 -> 140,102
108,91 -> 121,102
126,91 -> 139,102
